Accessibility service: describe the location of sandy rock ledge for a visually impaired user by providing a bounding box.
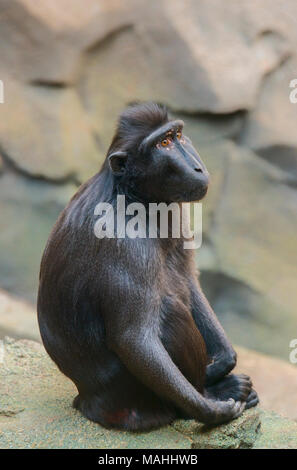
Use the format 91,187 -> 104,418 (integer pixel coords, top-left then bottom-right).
0,338 -> 296,449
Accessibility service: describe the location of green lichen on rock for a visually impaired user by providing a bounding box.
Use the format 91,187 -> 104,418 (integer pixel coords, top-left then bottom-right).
0,338 -> 296,449
254,411 -> 297,449
173,409 -> 261,449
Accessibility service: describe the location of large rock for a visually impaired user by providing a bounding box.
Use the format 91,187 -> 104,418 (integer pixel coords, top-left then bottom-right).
239,58 -> 297,177
0,0 -> 297,362
0,172 -> 76,302
0,290 -> 37,341
174,410 -> 297,449
0,75 -> 101,182
1,0 -> 293,111
174,409 -> 261,449
254,411 -> 297,449
235,346 -> 297,422
0,0 -> 129,84
0,290 -> 39,341
79,0 -> 291,149
197,140 -> 297,359
0,0 -> 289,178
0,338 -> 297,449
0,0 -> 130,181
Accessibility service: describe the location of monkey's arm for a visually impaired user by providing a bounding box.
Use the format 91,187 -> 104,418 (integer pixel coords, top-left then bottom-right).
106,305 -> 243,424
189,280 -> 237,386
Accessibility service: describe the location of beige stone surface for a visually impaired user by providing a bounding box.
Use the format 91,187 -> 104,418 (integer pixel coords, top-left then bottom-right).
235,345 -> 297,422
0,289 -> 39,341
1,338 -> 296,449
0,75 -> 100,181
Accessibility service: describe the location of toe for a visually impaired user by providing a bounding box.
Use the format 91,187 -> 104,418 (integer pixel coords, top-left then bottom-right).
245,389 -> 259,409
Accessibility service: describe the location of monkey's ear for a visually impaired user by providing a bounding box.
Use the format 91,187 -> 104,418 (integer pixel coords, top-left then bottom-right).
108,151 -> 128,175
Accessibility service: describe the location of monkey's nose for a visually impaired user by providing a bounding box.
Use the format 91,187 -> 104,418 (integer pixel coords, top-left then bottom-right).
194,165 -> 209,178
191,158 -> 208,177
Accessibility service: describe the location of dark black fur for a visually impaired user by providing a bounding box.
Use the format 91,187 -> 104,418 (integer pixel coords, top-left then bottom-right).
38,102 -> 258,431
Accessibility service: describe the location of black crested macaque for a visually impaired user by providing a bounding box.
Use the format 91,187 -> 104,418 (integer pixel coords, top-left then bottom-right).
38,102 -> 259,431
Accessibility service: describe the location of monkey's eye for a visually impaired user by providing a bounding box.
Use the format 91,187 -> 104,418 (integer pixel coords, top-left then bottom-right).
176,131 -> 182,140
161,138 -> 171,147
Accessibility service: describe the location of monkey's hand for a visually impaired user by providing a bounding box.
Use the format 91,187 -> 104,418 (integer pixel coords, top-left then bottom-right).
201,398 -> 245,426
206,349 -> 237,386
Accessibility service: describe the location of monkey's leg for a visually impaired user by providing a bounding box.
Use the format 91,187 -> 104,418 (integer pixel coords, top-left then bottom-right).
189,281 -> 258,408
206,373 -> 250,402
104,285 -> 245,426
108,330 -> 246,425
189,280 -> 238,385
206,375 -> 259,410
189,279 -> 256,404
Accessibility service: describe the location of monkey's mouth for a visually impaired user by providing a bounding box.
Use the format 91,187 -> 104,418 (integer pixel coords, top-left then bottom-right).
187,184 -> 208,202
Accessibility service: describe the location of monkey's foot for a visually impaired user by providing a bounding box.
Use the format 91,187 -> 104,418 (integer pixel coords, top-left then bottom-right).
245,388 -> 259,409
206,373 -> 252,403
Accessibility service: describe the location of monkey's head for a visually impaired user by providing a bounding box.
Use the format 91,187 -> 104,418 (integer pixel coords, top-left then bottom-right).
107,102 -> 209,203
